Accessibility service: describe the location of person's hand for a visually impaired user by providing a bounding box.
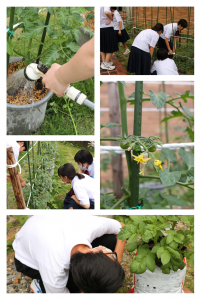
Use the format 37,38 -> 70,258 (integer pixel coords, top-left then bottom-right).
7,174 -> 11,182
42,63 -> 70,97
21,180 -> 26,187
105,20 -> 111,25
118,31 -> 122,36
168,49 -> 173,55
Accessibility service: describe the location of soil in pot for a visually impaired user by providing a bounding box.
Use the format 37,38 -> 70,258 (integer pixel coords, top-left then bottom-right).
7,61 -> 49,105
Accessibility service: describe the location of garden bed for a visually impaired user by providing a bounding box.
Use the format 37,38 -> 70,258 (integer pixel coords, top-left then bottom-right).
7,61 -> 49,105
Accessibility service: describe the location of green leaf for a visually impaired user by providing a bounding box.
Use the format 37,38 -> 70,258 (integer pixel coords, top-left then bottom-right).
42,44 -> 60,67
186,128 -> 194,142
66,41 -> 80,53
100,122 -> 121,129
187,170 -> 194,182
146,255 -> 156,272
138,222 -> 146,235
161,250 -> 171,265
7,40 -> 13,55
182,106 -> 194,118
159,168 -> 181,187
22,21 -> 45,39
168,241 -> 178,249
119,81 -> 127,88
126,242 -> 138,252
84,7 -> 94,11
149,90 -> 169,109
128,92 -> 135,99
161,194 -> 189,206
86,13 -> 94,21
151,243 -> 160,253
117,224 -> 137,241
175,90 -> 194,102
129,233 -> 139,244
166,246 -> 181,260
161,111 -> 183,122
130,258 -> 146,274
47,7 -> 54,14
179,148 -> 194,169
173,233 -> 185,243
161,148 -> 177,163
157,247 -> 165,259
166,235 -> 174,244
162,267 -> 170,274
72,28 -> 81,43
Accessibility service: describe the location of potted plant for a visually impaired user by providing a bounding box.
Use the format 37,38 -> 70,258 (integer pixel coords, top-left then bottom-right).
116,215 -> 194,293
7,7 -> 93,135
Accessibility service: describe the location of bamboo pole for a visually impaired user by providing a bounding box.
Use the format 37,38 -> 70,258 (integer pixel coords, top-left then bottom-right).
130,81 -> 143,208
162,81 -> 169,143
7,146 -> 26,209
7,7 -> 15,76
36,11 -> 51,64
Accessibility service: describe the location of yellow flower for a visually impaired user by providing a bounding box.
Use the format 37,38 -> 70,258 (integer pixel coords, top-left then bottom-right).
139,169 -> 145,175
154,160 -> 163,171
132,153 -> 150,164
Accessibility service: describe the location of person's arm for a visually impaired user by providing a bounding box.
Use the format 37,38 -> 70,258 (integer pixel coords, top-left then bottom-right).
114,222 -> 126,264
105,11 -> 113,21
173,37 -> 177,52
42,37 -> 94,97
118,21 -> 122,35
7,173 -> 26,186
71,195 -> 90,209
105,19 -> 111,25
165,38 -> 173,54
149,46 -> 154,58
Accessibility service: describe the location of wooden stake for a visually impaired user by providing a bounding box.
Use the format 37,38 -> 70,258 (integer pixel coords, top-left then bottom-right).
7,146 -> 26,209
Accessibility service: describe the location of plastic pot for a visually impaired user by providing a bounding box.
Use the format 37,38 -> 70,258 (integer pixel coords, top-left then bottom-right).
7,57 -> 53,135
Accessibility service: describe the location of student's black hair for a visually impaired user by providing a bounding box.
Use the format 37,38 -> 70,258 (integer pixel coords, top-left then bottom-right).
58,163 -> 84,180
157,48 -> 168,60
151,23 -> 164,33
111,7 -> 117,10
74,149 -> 93,165
178,19 -> 188,28
17,141 -> 30,151
70,251 -> 125,293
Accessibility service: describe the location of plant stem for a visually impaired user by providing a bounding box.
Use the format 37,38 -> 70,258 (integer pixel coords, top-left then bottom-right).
131,81 -> 143,207
67,100 -> 78,135
162,81 -> 169,143
110,194 -> 130,209
118,82 -> 132,199
36,11 -> 51,64
139,175 -> 194,190
7,7 -> 15,76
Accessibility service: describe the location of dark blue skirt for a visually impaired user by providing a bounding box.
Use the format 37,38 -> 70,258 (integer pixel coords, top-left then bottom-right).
64,191 -> 94,209
127,46 -> 151,75
100,27 -> 119,53
158,37 -> 173,58
115,28 -> 130,43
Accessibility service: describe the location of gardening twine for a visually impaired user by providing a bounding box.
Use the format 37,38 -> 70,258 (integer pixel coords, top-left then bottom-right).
7,28 -> 14,40
129,206 -> 142,210
7,162 -> 21,174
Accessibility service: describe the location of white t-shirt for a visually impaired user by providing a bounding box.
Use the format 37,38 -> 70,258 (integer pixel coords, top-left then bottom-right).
160,23 -> 178,41
113,10 -> 124,30
132,29 -> 159,53
100,7 -> 114,28
13,216 -> 121,293
88,158 -> 95,179
6,141 -> 20,163
151,58 -> 179,75
71,174 -> 95,204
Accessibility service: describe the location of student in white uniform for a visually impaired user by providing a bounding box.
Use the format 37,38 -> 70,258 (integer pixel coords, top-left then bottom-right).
151,48 -> 179,75
100,7 -> 118,70
6,141 -> 29,186
158,19 -> 188,58
13,215 -> 126,293
110,7 -> 130,55
74,149 -> 95,179
58,163 -> 95,209
127,23 -> 163,75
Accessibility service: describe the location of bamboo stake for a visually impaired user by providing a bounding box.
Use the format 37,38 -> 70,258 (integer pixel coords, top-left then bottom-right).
7,146 -> 26,209
36,11 -> 51,64
130,81 -> 143,208
7,7 -> 15,76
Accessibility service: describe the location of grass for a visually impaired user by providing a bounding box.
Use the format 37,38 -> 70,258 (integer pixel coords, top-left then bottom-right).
114,27 -> 194,75
7,142 -> 94,209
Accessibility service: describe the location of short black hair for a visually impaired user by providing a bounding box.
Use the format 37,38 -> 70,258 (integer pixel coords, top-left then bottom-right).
152,23 -> 164,33
58,163 -> 84,180
111,7 -> 117,10
70,251 -> 125,293
178,19 -> 188,28
74,149 -> 93,165
157,48 -> 168,60
17,141 -> 30,151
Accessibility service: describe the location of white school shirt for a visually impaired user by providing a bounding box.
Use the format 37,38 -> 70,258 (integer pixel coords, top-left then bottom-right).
6,141 -> 20,163
132,29 -> 159,53
71,174 -> 95,204
88,158 -> 95,178
160,23 -> 178,41
151,58 -> 179,75
113,10 -> 124,30
13,216 -> 121,293
100,7 -> 114,28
